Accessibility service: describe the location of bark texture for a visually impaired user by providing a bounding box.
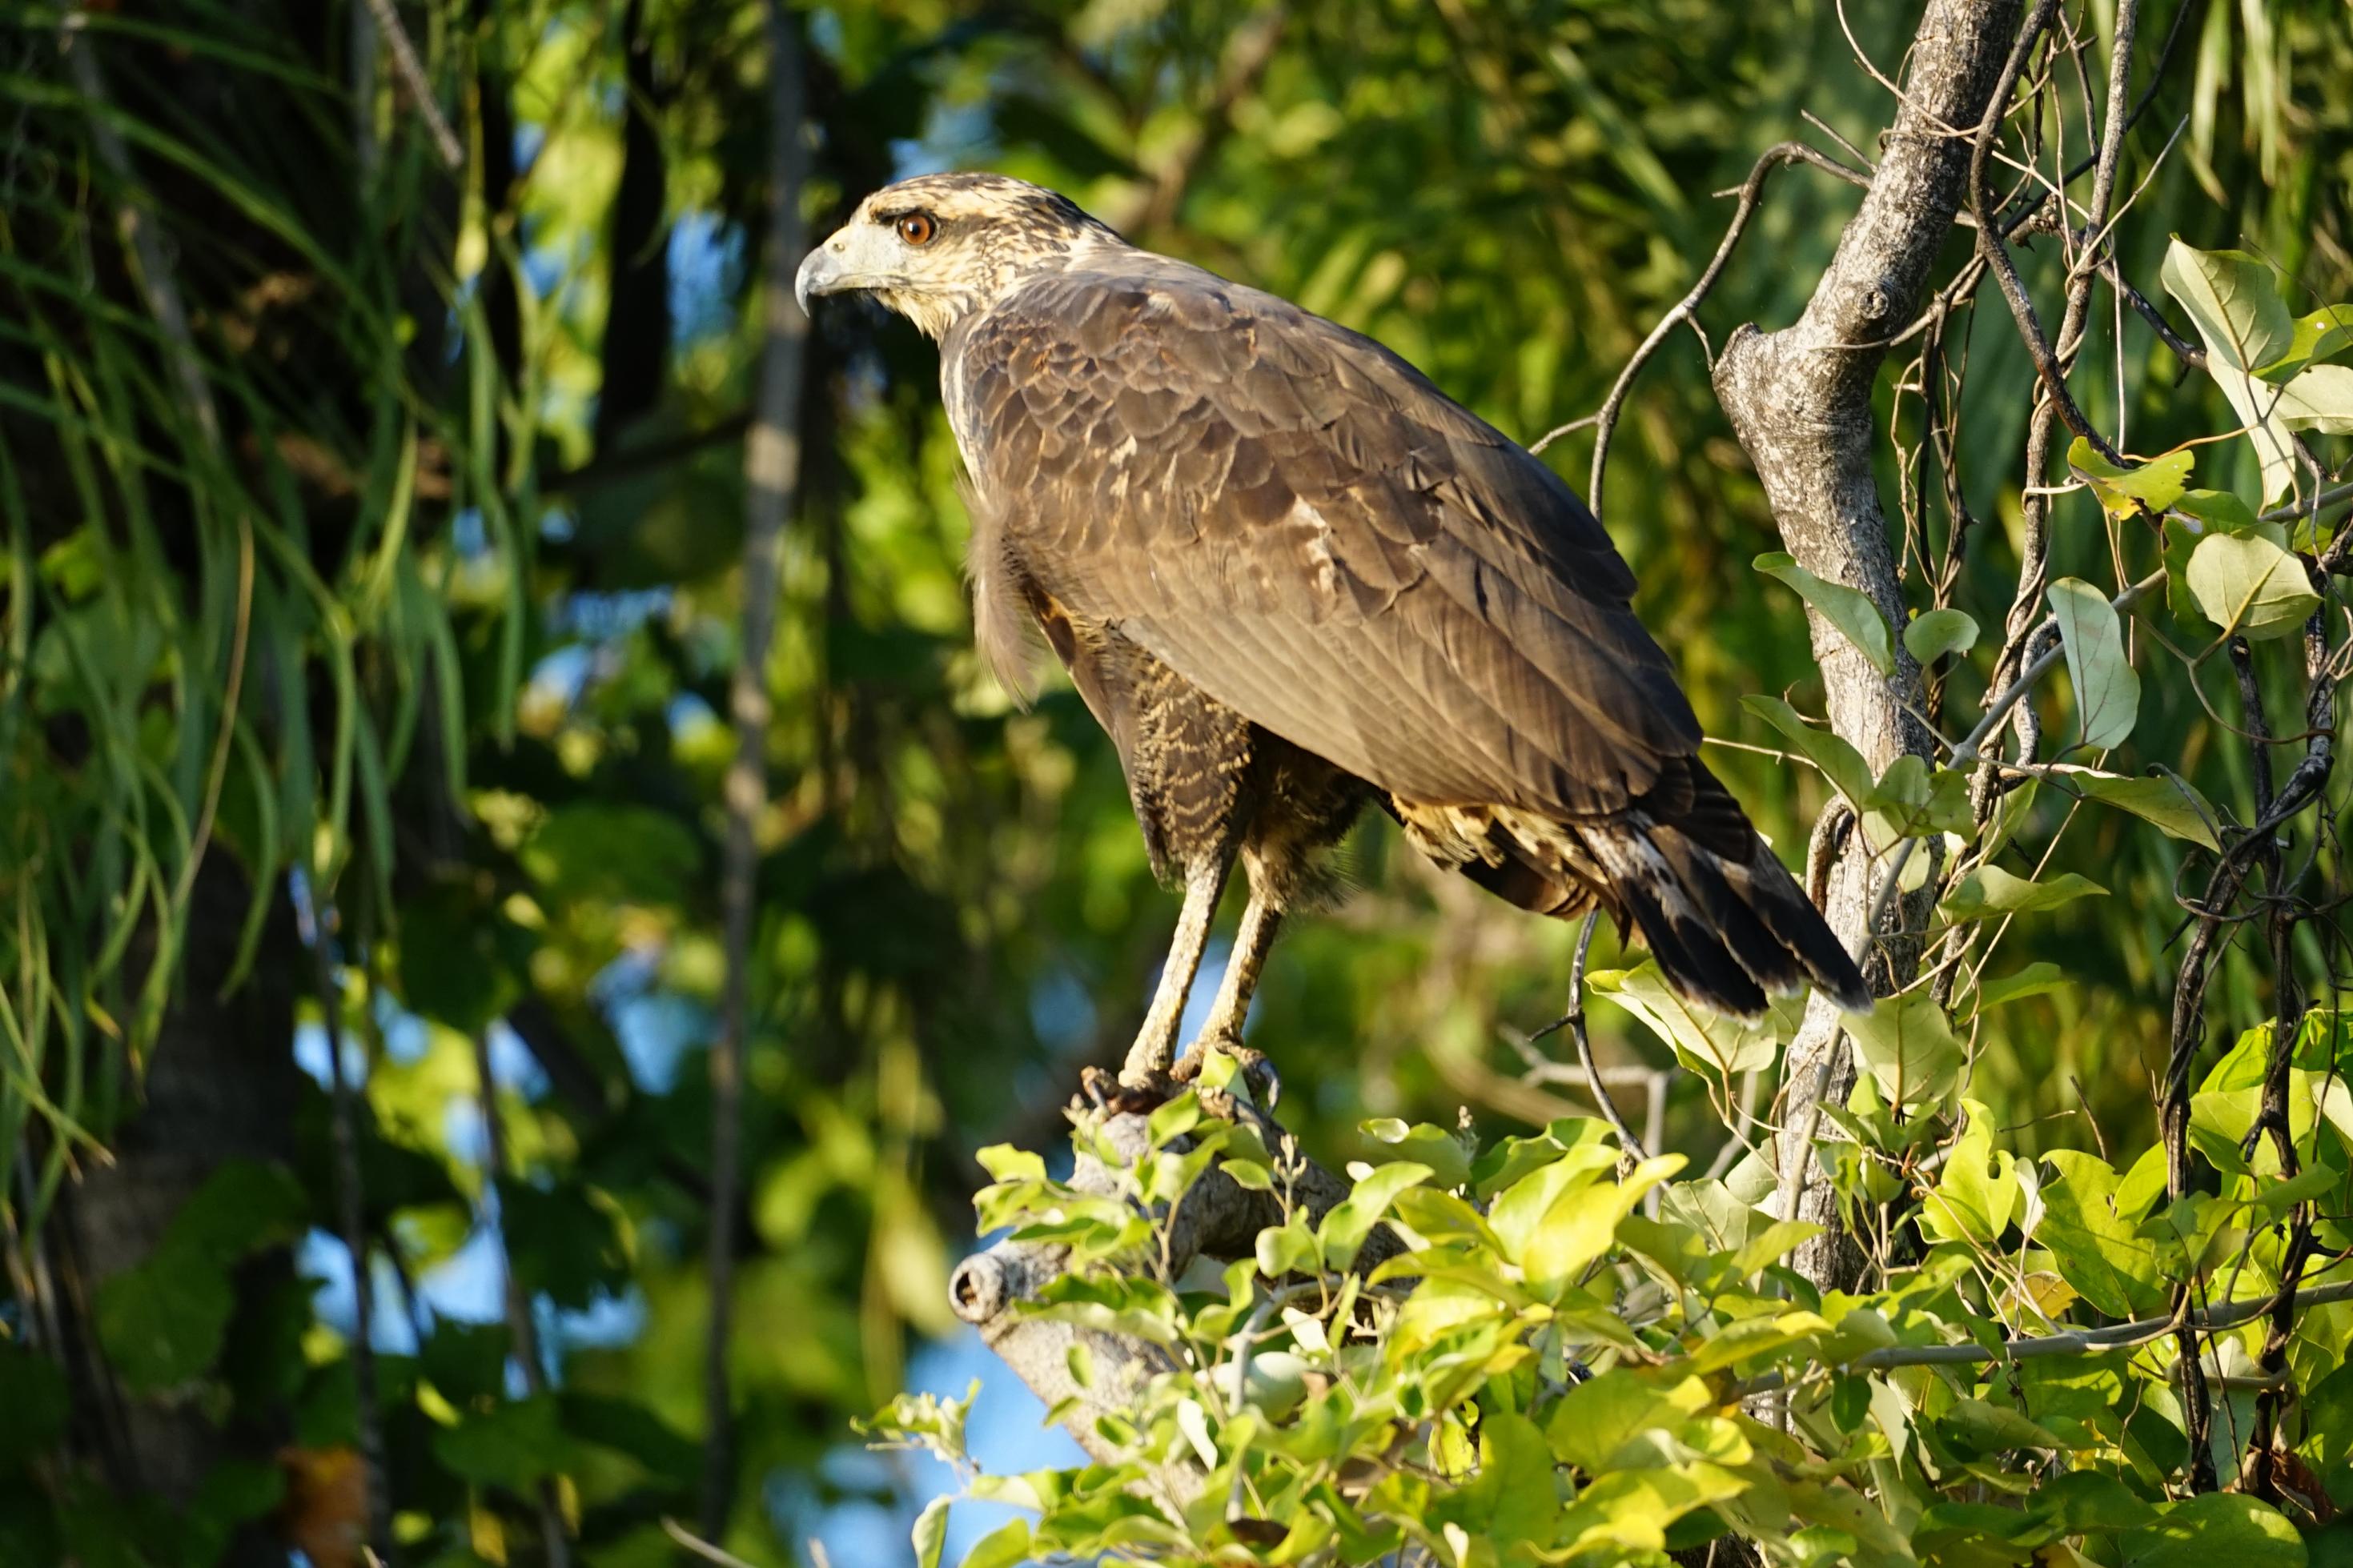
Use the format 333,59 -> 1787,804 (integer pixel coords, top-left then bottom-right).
1710,0 -> 2027,1289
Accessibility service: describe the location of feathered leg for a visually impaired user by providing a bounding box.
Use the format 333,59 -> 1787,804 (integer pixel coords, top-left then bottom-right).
1119,853 -> 1231,1086
1171,892 -> 1284,1104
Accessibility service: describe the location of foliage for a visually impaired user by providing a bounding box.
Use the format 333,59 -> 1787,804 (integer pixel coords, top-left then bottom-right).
0,0 -> 2347,1565
877,1062 -> 2353,1566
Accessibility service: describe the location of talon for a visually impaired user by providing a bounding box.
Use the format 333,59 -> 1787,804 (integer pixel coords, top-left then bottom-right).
1081,1064 -> 1174,1117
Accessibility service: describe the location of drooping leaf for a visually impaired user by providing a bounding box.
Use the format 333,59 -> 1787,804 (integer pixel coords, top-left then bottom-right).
2119,1492 -> 2304,1567
1741,695 -> 1876,808
2046,577 -> 2140,751
2162,240 -> 2303,502
2049,765 -> 2223,850
1918,1100 -> 2018,1247
912,1496 -> 951,1568
1589,961 -> 1786,1080
1755,551 -> 1894,675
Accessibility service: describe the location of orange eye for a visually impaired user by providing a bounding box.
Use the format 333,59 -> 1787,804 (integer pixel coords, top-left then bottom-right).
896,212 -> 938,247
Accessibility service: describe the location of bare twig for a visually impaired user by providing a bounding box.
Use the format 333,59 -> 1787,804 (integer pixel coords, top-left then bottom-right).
357,0 -> 464,170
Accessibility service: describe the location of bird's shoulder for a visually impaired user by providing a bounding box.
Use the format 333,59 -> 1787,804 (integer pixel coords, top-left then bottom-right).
946,250 -> 1637,608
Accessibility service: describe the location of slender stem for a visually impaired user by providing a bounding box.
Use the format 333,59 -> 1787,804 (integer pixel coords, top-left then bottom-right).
703,5 -> 809,1543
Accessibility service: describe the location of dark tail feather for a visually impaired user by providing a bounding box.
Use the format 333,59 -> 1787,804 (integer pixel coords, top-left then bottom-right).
1584,813 -> 1871,1019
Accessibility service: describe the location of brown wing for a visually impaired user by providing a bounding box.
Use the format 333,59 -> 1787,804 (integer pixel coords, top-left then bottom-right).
943,253 -> 1701,821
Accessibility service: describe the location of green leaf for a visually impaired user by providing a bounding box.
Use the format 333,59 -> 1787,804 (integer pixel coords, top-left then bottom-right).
1754,551 -> 1894,675
1845,994 -> 1962,1107
1589,960 -> 1787,1080
2257,303 -> 2353,379
2120,1492 -> 2304,1567
1978,962 -> 2066,1010
1359,1118 -> 1472,1191
2050,765 -> 2223,851
1545,1373 -> 1709,1473
2275,363 -> 2353,434
431,1394 -> 589,1490
1316,1161 -> 1431,1269
1938,867 -> 2106,922
2069,439 -> 2192,520
1520,1154 -> 1682,1284
1918,1099 -> 2018,1247
2047,577 -> 2140,751
2162,239 -> 2303,503
2039,1151 -> 2172,1318
1865,755 -> 1974,844
960,1518 -> 1033,1568
2161,240 -> 2295,372
1741,695 -> 1876,808
912,1496 -> 950,1568
1903,607 -> 1979,666
2186,530 -> 2322,640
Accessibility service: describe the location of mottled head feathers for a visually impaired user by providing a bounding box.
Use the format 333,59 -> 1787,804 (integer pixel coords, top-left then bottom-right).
795,173 -> 1122,339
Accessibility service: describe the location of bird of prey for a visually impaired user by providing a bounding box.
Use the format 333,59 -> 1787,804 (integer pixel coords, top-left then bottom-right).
797,173 -> 1869,1091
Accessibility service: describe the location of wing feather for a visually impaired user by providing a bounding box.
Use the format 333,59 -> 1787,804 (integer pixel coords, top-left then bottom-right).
946,254 -> 1701,819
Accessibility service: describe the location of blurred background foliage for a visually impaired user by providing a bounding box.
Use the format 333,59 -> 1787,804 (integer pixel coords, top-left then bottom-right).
0,0 -> 2347,1562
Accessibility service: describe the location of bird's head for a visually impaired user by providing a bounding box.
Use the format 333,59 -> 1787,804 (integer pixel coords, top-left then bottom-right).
795,173 -> 1119,339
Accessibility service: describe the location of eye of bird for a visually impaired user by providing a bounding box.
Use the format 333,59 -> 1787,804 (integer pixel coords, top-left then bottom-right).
894,211 -> 938,247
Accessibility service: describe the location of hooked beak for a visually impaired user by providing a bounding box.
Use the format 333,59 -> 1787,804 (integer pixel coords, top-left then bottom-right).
794,222 -> 891,315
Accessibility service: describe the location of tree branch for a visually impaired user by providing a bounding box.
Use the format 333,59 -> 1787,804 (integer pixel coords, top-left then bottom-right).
1710,0 -> 2029,1293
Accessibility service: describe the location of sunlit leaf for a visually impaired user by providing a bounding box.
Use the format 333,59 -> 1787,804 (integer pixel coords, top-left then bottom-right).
2067,439 -> 2191,520
2184,529 -> 2320,640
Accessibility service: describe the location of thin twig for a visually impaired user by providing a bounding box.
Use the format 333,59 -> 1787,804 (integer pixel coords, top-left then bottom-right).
1581,141 -> 1872,511
473,1030 -> 571,1568
357,0 -> 464,170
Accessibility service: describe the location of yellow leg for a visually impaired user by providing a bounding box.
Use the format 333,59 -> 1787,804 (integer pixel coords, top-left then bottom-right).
1119,856 -> 1231,1086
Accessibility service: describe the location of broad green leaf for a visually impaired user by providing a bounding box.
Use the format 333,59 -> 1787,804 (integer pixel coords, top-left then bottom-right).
2257,303 -> 2353,379
1939,867 -> 2106,922
2049,765 -> 2223,850
1918,1100 -> 2018,1248
1938,864 -> 2108,926
1741,695 -> 1876,807
2038,1150 -> 2172,1318
1359,1117 -> 1472,1191
2161,240 -> 2295,371
2173,489 -> 2262,533
2275,363 -> 2353,434
432,1394 -> 588,1490
2069,438 -> 2192,520
1520,1154 -> 1683,1284
2047,577 -> 2140,750
1865,755 -> 1974,845
1755,551 -> 1894,675
1846,993 -> 1962,1107
2162,240 -> 2303,502
2119,1492 -> 2303,1567
961,1518 -> 1034,1568
1316,1161 -> 1431,1269
1589,960 -> 1785,1080
2185,530 -> 2319,640
1545,1373 -> 1710,1472
1903,607 -> 1979,665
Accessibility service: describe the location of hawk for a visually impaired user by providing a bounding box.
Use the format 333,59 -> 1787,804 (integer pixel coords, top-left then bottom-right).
797,174 -> 1868,1089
